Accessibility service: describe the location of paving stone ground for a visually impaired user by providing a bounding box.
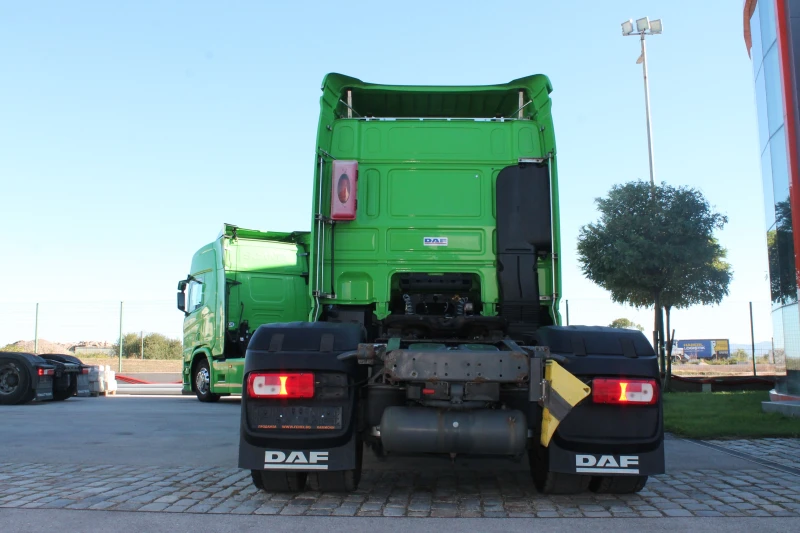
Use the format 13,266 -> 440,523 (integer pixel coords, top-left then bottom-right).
0,462 -> 798,518
706,439 -> 800,471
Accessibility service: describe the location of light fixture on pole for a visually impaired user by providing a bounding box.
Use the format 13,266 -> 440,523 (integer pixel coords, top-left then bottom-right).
621,17 -> 663,189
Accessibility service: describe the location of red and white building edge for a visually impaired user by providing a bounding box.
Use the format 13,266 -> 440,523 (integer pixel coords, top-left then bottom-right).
744,0 -> 800,401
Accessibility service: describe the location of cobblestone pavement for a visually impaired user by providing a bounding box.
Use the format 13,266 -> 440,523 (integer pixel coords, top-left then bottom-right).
1,463 -> 798,518
706,439 -> 800,471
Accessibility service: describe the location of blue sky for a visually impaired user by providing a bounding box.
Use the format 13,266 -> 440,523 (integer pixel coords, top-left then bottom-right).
0,1 -> 773,345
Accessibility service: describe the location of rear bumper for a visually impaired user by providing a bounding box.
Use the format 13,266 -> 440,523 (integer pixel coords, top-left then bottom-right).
548,438 -> 665,476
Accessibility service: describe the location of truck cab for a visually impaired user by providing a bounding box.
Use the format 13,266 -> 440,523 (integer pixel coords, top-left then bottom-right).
177,225 -> 311,401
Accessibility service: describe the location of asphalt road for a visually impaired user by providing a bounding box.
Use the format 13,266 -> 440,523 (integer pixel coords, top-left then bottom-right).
0,396 -> 766,472
1,510 -> 797,533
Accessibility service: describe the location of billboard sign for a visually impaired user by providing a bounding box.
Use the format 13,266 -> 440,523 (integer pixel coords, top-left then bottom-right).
675,339 -> 730,359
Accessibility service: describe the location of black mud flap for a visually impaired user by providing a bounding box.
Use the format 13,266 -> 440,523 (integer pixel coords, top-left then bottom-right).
34,376 -> 54,401
239,432 -> 358,472
238,322 -> 364,474
547,438 -> 665,476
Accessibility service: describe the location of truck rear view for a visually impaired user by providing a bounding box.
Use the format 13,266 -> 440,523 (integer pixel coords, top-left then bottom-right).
217,73 -> 663,494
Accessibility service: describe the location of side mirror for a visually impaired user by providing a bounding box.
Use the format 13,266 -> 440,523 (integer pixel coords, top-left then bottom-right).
177,291 -> 187,314
177,280 -> 188,291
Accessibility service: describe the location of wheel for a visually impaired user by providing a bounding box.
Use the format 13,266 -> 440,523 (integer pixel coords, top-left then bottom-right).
251,470 -> 307,492
590,475 -> 648,494
193,358 -> 220,403
52,386 -> 72,402
251,470 -> 264,490
52,377 -> 77,401
529,444 -> 590,495
308,437 -> 363,492
0,361 -> 34,405
309,470 -> 360,493
368,440 -> 387,461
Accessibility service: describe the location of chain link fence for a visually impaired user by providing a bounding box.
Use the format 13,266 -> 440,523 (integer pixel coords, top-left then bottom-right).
0,298 -> 791,377
0,300 -> 182,373
561,298 -> 787,377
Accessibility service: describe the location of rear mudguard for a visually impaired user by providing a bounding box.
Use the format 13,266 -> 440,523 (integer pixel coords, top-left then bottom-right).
537,326 -> 665,476
0,352 -> 55,402
548,438 -> 665,476
238,323 -> 364,472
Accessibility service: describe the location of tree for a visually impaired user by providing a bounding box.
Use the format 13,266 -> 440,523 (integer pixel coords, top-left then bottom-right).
609,318 -> 644,331
577,181 -> 732,378
110,332 -> 143,358
143,333 -> 182,360
110,332 -> 182,359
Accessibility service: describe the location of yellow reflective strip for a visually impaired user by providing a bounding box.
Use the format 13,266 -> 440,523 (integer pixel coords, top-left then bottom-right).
619,382 -> 628,401
279,376 -> 288,396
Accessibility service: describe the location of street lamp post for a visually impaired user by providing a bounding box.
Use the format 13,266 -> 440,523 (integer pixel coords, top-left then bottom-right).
622,17 -> 662,190
623,17 -> 665,376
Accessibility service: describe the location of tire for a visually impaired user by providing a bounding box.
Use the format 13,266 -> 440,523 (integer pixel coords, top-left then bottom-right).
529,444 -> 590,495
0,361 -> 34,406
252,470 -> 307,492
309,470 -> 360,493
52,379 -> 77,401
308,438 -> 363,492
590,475 -> 648,494
193,358 -> 220,403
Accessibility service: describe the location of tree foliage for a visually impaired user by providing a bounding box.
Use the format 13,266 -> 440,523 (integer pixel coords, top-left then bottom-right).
578,181 -> 731,307
577,181 -> 732,375
609,318 -> 644,331
111,332 -> 182,360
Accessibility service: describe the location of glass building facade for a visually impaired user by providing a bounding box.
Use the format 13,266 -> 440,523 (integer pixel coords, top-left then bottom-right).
746,0 -> 800,396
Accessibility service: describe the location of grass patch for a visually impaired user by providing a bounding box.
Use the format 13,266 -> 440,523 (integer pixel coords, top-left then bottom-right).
663,391 -> 800,439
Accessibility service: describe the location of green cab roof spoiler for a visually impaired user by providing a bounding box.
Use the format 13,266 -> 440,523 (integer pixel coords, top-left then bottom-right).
320,73 -> 553,120
218,223 -> 309,243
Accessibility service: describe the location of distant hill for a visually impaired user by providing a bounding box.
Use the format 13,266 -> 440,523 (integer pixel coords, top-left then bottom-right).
1,339 -> 114,355
2,339 -> 72,354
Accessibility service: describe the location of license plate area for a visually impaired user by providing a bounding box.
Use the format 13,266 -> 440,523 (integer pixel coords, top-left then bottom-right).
252,406 -> 342,431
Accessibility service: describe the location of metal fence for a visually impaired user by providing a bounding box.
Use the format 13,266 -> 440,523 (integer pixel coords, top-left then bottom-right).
561,298 -> 786,377
0,298 -> 787,377
0,300 -> 183,373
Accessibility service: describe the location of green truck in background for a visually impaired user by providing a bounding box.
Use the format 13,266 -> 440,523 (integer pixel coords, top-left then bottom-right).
178,73 -> 664,495
178,226 -> 310,400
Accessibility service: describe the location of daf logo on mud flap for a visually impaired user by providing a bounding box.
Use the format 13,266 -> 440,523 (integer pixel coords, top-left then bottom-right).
575,454 -> 639,474
264,451 -> 329,470
423,237 -> 448,246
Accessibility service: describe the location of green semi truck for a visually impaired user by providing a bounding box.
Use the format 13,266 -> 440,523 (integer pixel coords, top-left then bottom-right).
178,73 -> 664,495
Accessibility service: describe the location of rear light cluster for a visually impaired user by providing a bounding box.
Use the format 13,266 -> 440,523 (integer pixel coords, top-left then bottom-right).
592,378 -> 658,405
247,373 -> 314,399
37,368 -> 54,377
330,160 -> 358,221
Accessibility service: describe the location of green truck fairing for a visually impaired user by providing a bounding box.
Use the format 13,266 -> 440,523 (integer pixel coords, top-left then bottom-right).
309,73 -> 561,326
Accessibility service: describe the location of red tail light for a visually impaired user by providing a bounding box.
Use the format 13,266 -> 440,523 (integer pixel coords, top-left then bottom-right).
37,368 -> 54,377
247,373 -> 314,399
330,160 -> 358,221
592,378 -> 658,405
